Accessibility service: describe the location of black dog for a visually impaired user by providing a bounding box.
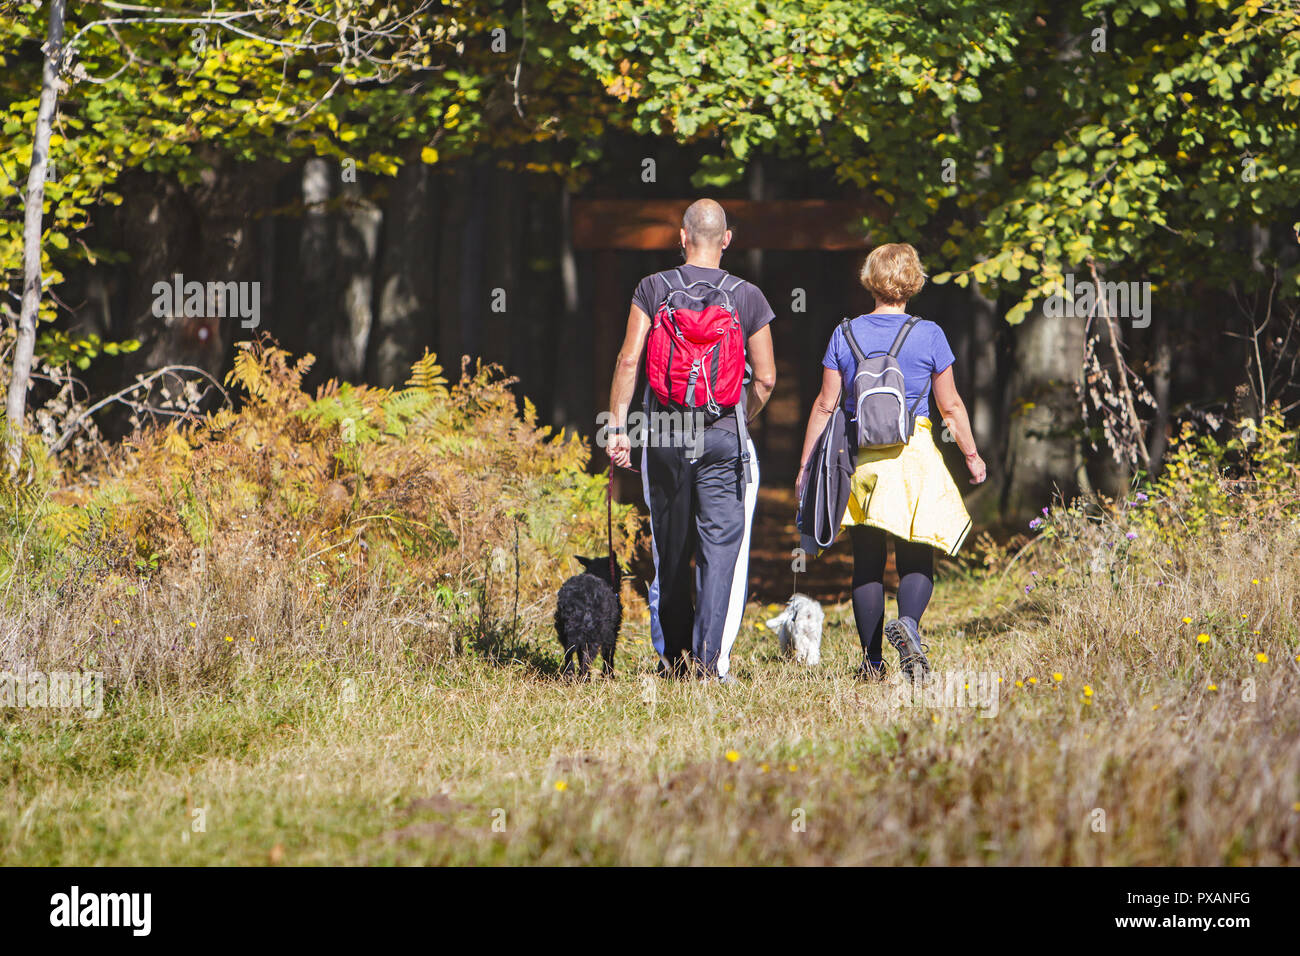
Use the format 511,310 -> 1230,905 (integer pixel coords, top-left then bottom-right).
555,555 -> 623,678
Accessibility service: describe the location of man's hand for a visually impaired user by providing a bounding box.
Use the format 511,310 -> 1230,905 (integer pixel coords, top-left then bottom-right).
609,433 -> 633,470
608,304 -> 651,471
965,452 -> 987,485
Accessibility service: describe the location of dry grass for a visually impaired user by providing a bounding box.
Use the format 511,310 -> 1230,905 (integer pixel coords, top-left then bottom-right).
1,511 -> 1297,866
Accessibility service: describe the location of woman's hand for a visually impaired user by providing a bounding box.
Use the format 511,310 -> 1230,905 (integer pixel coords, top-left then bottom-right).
965,452 -> 987,485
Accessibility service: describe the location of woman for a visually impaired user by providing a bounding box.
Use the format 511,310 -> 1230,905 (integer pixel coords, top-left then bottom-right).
797,243 -> 986,681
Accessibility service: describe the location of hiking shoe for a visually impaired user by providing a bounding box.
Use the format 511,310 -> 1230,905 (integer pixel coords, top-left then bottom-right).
884,616 -> 931,683
856,659 -> 889,682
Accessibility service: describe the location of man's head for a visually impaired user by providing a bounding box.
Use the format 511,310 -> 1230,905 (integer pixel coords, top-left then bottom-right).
680,199 -> 731,262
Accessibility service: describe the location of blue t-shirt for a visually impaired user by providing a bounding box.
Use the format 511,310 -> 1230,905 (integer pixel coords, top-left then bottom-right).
821,313 -> 955,420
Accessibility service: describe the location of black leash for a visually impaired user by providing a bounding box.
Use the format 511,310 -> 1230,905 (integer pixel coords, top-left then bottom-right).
511,515 -> 520,642
606,464 -> 616,585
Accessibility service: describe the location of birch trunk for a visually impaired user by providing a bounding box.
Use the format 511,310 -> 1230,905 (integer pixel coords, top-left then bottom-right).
6,0 -> 65,469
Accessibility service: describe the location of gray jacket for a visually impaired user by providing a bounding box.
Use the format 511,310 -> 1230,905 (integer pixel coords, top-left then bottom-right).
797,400 -> 854,557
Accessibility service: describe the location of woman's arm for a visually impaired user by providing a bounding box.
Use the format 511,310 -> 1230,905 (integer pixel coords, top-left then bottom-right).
796,366 -> 844,495
931,365 -> 987,484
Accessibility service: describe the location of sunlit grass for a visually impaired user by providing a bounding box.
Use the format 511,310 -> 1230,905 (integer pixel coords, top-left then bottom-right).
2,516 -> 1297,865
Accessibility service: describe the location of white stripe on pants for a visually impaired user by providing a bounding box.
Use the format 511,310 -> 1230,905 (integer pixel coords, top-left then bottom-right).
717,438 -> 758,676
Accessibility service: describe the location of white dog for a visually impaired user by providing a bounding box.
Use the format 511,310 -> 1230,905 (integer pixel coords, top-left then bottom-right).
764,594 -> 824,665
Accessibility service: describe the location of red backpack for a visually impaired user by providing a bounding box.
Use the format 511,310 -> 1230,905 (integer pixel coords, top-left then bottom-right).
645,269 -> 746,414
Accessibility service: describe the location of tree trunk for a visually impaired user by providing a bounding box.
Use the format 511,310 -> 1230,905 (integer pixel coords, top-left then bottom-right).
186,157 -> 272,376
115,173 -> 198,415
482,161 -> 517,371
333,178 -> 382,381
435,161 -> 468,370
551,186 -> 582,431
1002,307 -> 1086,520
457,163 -> 489,362
959,282 -> 1003,523
296,158 -> 336,382
1146,313 -> 1172,471
6,0 -> 65,468
367,146 -> 437,386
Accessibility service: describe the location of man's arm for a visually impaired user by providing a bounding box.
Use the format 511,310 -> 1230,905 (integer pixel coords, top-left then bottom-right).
745,324 -> 776,423
607,303 -> 651,468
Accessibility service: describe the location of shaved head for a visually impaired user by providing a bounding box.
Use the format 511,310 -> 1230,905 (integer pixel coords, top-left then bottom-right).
682,199 -> 728,250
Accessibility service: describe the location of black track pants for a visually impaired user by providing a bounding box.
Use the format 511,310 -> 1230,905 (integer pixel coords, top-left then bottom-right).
641,423 -> 758,678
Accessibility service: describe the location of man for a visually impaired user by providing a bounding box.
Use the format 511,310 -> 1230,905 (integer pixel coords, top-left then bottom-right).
606,199 -> 776,681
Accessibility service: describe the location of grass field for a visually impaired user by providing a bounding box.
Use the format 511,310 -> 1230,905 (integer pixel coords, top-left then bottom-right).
3,514 -> 1297,866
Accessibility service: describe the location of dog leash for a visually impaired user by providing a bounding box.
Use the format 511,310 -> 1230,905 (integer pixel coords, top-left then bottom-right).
611,450 -> 647,582
606,465 -> 616,584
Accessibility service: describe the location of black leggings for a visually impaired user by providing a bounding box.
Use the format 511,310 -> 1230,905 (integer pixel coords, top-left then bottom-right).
849,526 -> 935,663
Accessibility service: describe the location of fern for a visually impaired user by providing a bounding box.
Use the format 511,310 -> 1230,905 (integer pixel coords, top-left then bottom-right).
18,342 -> 643,614
381,388 -> 433,438
407,350 -> 449,394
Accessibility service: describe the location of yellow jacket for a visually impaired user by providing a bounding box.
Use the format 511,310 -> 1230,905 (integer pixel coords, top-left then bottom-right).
841,417 -> 972,556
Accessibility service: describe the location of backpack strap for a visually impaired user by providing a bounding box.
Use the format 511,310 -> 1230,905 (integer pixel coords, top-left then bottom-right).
717,273 -> 744,323
841,318 -> 867,364
887,315 -> 922,357
655,270 -> 686,326
889,315 -> 929,419
718,272 -> 752,485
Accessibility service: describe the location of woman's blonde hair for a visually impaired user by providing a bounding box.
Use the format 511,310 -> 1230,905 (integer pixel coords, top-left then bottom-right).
859,243 -> 926,304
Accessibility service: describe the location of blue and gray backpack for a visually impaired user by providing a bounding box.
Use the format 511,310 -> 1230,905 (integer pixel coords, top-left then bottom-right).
842,315 -> 924,448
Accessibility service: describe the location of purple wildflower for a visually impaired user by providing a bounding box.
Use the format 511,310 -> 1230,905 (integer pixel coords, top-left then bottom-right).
1029,518 -> 1044,530
1126,531 -> 1138,540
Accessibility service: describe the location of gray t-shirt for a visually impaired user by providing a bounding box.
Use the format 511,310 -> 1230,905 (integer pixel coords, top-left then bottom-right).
632,265 -> 775,432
